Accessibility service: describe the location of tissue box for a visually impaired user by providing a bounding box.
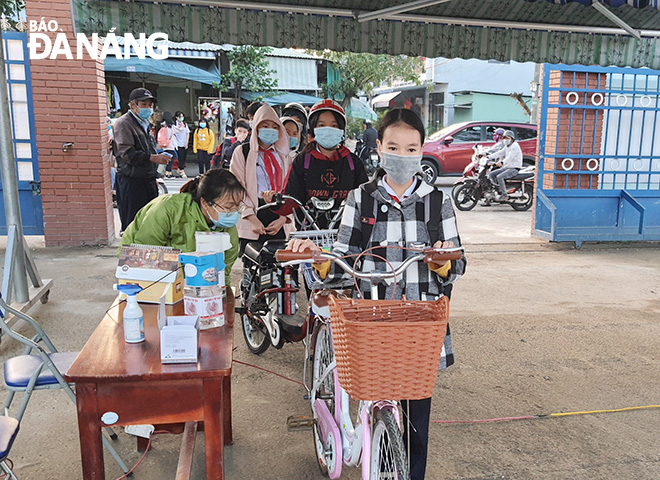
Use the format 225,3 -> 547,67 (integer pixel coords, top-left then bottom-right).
158,295 -> 199,363
160,316 -> 200,364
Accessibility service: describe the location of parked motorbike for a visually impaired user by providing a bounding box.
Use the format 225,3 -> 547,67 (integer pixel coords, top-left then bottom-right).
236,194 -> 344,354
452,145 -> 535,211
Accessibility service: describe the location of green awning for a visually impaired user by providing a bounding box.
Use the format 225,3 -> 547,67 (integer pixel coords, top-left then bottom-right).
75,0 -> 660,68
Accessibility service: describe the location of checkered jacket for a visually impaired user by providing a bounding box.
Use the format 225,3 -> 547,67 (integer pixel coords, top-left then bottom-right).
328,171 -> 467,368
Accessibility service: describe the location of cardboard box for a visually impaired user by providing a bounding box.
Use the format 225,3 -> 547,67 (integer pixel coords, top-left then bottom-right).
116,245 -> 183,304
117,276 -> 184,304
158,295 -> 200,364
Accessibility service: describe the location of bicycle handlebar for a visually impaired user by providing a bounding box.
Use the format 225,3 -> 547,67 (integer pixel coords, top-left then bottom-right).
275,247 -> 463,281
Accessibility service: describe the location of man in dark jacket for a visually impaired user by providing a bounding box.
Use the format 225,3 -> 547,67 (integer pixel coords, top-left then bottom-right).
362,120 -> 378,149
113,88 -> 170,232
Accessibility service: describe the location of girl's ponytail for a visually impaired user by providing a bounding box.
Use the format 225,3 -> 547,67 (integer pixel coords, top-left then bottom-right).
180,176 -> 202,196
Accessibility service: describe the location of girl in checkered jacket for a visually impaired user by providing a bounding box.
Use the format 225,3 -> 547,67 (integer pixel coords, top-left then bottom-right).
288,108 -> 466,480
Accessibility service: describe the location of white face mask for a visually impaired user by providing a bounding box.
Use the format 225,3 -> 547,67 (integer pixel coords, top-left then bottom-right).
380,151 -> 422,184
504,139 -> 513,146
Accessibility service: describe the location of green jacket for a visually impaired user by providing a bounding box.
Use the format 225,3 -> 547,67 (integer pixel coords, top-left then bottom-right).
119,193 -> 239,286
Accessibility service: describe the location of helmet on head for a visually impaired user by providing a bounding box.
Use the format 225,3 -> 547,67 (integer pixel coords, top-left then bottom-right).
280,116 -> 302,132
282,103 -> 308,125
503,130 -> 515,140
308,99 -> 346,131
364,119 -> 372,126
493,128 -> 506,142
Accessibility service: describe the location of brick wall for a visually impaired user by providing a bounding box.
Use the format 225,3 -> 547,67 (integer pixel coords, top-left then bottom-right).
26,0 -> 114,246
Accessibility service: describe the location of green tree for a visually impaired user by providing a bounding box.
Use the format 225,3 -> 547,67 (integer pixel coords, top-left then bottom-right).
319,51 -> 424,108
0,0 -> 25,25
221,46 -> 278,117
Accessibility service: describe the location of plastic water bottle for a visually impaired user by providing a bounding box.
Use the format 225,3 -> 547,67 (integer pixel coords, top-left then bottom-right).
116,284 -> 145,343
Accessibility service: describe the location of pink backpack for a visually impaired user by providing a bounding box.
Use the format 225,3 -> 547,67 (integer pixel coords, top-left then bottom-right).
157,126 -> 170,148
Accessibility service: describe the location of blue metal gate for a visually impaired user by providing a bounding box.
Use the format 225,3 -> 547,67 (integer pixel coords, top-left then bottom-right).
535,64 -> 660,246
1,31 -> 43,235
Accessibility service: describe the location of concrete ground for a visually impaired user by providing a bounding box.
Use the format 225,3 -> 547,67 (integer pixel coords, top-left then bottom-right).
1,202 -> 660,479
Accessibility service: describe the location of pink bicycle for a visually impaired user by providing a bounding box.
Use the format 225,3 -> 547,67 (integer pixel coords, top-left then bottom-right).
276,245 -> 462,480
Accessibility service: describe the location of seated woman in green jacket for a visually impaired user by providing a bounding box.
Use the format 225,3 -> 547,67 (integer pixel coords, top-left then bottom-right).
119,168 -> 244,287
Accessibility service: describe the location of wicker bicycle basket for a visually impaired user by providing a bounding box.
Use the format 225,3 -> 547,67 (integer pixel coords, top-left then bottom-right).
327,295 -> 450,401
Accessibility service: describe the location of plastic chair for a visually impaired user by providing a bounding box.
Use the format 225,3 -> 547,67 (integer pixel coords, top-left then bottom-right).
0,294 -> 129,475
0,415 -> 19,480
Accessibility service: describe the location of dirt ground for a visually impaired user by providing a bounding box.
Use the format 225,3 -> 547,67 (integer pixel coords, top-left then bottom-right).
1,208 -> 660,479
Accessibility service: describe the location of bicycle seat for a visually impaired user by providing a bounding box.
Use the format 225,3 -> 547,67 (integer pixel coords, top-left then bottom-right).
244,242 -> 263,262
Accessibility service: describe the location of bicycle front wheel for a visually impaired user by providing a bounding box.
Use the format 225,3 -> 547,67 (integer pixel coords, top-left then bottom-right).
370,408 -> 409,480
312,322 -> 336,475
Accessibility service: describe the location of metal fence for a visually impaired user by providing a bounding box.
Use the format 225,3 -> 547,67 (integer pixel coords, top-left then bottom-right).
535,64 -> 660,246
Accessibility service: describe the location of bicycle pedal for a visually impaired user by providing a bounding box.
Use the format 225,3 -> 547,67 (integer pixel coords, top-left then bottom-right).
287,415 -> 316,432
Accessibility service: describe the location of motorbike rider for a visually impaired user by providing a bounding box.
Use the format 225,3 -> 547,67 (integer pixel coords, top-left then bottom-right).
486,127 -> 506,156
283,99 -> 368,229
362,119 -> 378,150
487,129 -> 522,201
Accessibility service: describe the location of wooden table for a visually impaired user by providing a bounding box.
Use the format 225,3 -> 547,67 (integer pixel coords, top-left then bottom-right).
66,295 -> 234,479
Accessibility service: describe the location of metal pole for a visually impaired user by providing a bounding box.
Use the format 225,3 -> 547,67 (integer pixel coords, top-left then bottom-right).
0,30 -> 29,303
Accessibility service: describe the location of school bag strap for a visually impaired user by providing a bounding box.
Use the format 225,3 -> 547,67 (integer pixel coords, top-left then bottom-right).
424,187 -> 445,246
359,182 -> 379,251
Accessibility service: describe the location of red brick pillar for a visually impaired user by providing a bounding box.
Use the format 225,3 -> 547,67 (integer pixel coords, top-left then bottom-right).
543,70 -> 605,190
26,0 -> 114,246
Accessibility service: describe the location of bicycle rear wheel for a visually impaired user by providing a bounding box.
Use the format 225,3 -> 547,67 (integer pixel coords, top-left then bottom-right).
370,408 -> 409,480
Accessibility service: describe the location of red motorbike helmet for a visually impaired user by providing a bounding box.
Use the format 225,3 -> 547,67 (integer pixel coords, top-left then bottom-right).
492,128 -> 505,143
308,99 -> 347,131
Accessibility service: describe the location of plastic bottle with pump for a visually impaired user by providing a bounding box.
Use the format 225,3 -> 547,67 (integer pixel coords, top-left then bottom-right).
115,284 -> 145,343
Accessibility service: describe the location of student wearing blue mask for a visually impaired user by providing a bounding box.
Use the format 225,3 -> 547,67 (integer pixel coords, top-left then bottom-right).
281,116 -> 302,160
118,168 -> 244,287
230,103 -> 294,254
283,99 -> 368,229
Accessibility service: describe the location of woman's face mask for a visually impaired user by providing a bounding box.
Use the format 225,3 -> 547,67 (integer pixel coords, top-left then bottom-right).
380,151 -> 422,185
314,127 -> 343,149
504,138 -> 513,146
208,203 -> 240,228
199,122 -> 207,129
289,136 -> 299,150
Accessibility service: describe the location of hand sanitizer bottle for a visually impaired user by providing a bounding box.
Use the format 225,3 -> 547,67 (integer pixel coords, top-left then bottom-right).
116,284 -> 145,343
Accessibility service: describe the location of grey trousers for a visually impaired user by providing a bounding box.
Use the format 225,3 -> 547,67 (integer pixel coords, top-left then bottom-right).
489,167 -> 519,194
